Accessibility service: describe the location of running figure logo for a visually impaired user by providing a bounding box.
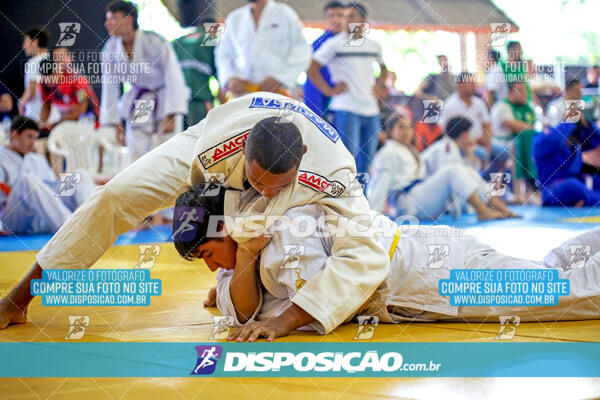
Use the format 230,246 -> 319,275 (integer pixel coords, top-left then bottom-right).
56,172 -> 81,197
191,345 -> 223,375
136,245 -> 161,269
354,316 -> 379,340
421,100 -> 444,123
282,245 -> 306,290
209,316 -> 234,339
201,23 -> 225,46
202,173 -> 226,196
487,23 -> 511,47
344,23 -> 369,47
172,207 -> 204,242
566,244 -> 591,270
563,100 -> 586,123
65,315 -> 89,339
486,173 -> 511,197
496,315 -> 520,340
131,100 -> 155,124
424,244 -> 449,269
347,173 -> 371,196
56,23 -> 81,47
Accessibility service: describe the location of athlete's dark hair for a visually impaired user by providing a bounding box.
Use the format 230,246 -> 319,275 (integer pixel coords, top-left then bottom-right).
24,28 -> 49,48
507,80 -> 525,92
324,1 -> 344,11
11,116 -> 39,134
346,2 -> 368,17
507,40 -> 521,51
566,78 -> 581,90
172,182 -> 226,261
245,117 -> 304,174
106,0 -> 139,30
445,117 -> 472,139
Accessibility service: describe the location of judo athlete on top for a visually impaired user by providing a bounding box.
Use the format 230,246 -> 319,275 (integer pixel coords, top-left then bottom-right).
173,183 -> 600,341
0,117 -> 94,235
100,1 -> 190,160
0,93 -> 390,337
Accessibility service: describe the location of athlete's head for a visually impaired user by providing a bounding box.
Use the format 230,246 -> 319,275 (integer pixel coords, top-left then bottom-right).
507,81 -> 528,105
386,114 -> 414,146
23,28 -> 49,56
506,41 -> 522,61
9,116 -> 39,156
324,1 -> 345,35
105,0 -> 139,37
345,3 -> 368,27
445,116 -> 475,151
243,117 -> 307,199
456,72 -> 477,97
172,183 -> 238,271
565,78 -> 583,100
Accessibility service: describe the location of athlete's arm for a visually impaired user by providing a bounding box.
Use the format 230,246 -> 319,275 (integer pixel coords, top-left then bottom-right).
229,235 -> 271,323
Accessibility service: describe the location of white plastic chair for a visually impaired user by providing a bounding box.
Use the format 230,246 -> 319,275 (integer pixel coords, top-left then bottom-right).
47,121 -> 131,181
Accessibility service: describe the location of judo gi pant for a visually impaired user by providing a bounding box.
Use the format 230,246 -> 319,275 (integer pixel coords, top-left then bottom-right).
395,227 -> 600,322
36,125 -> 203,269
397,164 -> 488,220
333,110 -> 380,174
1,171 -> 94,235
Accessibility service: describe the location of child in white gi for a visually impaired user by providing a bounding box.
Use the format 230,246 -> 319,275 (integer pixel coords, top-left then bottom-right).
0,117 -> 94,234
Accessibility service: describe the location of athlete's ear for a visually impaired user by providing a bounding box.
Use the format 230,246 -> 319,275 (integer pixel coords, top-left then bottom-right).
242,138 -> 246,155
303,145 -> 307,154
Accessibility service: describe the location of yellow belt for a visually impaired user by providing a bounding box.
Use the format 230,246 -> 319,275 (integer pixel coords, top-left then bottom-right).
388,228 -> 401,261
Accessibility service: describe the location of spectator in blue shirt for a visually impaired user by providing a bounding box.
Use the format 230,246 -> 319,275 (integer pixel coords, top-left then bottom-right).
303,1 -> 345,117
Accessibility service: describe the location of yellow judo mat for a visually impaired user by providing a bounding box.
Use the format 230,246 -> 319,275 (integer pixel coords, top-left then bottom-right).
2,244 -> 600,399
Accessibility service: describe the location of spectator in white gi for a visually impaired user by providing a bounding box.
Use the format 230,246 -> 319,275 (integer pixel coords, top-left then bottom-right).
101,0 -> 189,160
439,72 -> 508,177
307,2 -> 388,174
216,0 -> 311,98
0,117 -> 94,235
368,115 -> 515,221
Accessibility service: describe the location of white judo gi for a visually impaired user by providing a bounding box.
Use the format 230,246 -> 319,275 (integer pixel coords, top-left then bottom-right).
100,29 -> 190,159
368,138 -> 488,219
37,93 -> 389,334
217,202 -> 600,333
0,146 -> 94,234
215,0 -> 311,93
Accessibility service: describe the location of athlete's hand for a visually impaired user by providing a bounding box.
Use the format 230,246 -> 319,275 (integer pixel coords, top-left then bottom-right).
258,77 -> 281,93
158,114 -> 176,135
115,124 -> 126,146
329,82 -> 348,97
237,234 -> 272,258
227,78 -> 251,97
227,319 -> 291,342
203,286 -> 217,307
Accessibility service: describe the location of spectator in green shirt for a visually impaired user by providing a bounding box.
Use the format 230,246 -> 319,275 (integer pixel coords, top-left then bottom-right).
172,20 -> 219,128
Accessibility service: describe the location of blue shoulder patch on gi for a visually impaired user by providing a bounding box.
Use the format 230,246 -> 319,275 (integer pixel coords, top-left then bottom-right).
248,97 -> 340,143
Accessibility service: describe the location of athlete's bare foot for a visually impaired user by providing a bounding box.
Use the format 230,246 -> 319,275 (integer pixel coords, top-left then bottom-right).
477,208 -> 506,221
500,210 -> 522,218
0,297 -> 28,329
